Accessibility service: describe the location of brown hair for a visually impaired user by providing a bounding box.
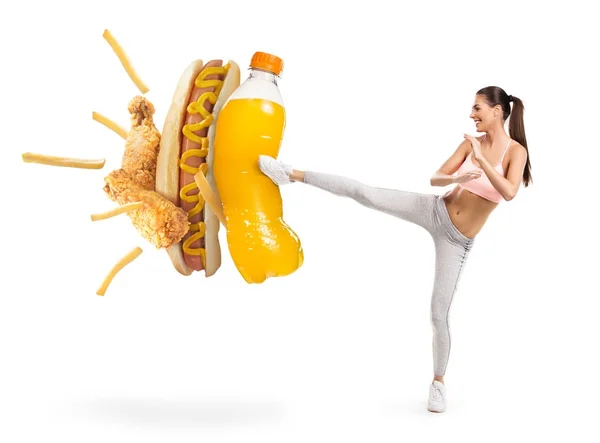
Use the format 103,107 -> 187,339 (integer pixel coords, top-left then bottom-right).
477,86 -> 532,187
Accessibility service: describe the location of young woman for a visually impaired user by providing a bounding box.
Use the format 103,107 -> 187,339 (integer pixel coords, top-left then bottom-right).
258,86 -> 532,413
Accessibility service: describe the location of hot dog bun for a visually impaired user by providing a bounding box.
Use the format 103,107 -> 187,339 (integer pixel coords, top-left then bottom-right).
156,59 -> 240,276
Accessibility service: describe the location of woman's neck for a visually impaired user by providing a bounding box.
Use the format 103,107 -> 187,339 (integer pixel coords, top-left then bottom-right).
483,127 -> 509,148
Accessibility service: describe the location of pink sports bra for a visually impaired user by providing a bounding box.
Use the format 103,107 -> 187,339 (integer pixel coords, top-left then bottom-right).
456,135 -> 512,204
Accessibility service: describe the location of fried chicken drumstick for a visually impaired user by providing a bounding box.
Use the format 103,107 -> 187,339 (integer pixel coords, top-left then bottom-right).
103,96 -> 189,248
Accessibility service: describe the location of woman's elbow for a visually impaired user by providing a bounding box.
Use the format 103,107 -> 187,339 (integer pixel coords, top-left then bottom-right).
504,188 -> 518,201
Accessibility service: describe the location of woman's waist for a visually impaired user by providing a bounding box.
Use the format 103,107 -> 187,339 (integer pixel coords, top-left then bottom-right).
441,187 -> 497,237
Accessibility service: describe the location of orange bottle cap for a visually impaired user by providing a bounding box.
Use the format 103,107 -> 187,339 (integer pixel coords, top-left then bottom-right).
250,52 -> 284,76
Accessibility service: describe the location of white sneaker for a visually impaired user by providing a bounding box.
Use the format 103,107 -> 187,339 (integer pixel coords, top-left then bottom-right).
258,155 -> 293,186
428,381 -> 447,413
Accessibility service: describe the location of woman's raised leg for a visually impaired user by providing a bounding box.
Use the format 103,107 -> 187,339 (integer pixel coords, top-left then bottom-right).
258,155 -> 436,232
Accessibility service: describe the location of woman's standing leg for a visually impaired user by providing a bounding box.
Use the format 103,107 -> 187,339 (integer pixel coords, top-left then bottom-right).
427,196 -> 475,412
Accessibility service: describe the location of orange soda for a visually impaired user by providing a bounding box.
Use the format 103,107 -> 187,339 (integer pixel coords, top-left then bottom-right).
213,52 -> 303,283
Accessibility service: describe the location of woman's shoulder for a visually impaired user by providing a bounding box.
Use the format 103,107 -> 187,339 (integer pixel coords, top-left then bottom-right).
508,140 -> 526,153
506,140 -> 528,162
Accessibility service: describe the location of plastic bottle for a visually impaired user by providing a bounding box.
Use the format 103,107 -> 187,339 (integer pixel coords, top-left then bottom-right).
213,51 -> 303,284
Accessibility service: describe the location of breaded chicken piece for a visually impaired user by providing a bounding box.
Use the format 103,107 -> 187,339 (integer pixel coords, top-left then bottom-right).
104,169 -> 189,248
103,96 -> 189,249
121,96 -> 161,190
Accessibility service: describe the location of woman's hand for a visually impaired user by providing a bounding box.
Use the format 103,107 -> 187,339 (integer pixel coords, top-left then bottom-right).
464,134 -> 483,162
453,170 -> 482,183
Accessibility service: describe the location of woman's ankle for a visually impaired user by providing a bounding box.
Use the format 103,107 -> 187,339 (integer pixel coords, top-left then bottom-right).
290,170 -> 305,182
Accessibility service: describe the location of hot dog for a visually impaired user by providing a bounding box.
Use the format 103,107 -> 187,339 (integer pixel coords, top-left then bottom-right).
156,59 -> 241,276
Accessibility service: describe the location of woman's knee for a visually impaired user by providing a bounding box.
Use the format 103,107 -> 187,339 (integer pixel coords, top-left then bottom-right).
430,313 -> 448,332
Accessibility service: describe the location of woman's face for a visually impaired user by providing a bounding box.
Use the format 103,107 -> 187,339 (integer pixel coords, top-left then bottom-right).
470,95 -> 497,133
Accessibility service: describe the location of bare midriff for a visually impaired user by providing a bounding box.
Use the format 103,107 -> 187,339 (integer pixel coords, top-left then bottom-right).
442,185 -> 499,239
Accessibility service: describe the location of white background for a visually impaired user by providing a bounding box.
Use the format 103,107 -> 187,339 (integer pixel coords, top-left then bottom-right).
1,0 -> 599,441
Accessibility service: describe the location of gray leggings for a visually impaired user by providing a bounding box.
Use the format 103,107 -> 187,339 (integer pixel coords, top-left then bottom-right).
304,171 -> 475,376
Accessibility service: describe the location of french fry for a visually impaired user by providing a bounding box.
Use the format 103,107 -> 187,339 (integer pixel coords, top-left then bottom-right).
22,152 -> 105,169
102,29 -> 149,94
92,111 -> 128,139
97,247 -> 143,296
194,172 -> 227,228
91,202 -> 144,222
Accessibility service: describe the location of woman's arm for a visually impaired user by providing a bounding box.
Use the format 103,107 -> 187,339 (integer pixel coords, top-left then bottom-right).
430,139 -> 476,186
476,144 -> 528,201
430,171 -> 458,187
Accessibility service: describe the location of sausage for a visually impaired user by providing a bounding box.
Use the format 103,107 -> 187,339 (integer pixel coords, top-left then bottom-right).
179,60 -> 225,271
